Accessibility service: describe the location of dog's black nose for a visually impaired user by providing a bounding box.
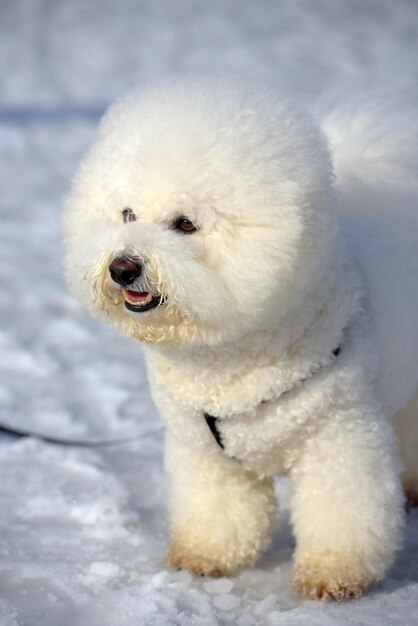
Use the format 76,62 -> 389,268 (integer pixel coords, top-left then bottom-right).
109,257 -> 142,286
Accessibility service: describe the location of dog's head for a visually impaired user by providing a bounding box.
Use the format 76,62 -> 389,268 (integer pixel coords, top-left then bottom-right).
63,77 -> 336,347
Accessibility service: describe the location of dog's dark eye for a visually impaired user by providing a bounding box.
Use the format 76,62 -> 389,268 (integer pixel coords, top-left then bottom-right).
122,208 -> 136,223
172,217 -> 197,234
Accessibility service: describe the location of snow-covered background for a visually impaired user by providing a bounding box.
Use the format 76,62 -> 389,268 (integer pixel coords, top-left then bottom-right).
1,1 -> 418,624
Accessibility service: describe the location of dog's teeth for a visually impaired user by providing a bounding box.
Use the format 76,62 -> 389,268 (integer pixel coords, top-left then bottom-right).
124,291 -> 154,306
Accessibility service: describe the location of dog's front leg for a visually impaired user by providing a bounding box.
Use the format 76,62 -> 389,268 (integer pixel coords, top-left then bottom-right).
164,432 -> 277,576
290,402 -> 404,600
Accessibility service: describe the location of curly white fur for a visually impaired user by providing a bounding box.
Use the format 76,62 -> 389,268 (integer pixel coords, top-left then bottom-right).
63,76 -> 418,600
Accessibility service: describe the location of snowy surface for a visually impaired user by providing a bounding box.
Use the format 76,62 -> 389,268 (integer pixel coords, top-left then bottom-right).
1,1 -> 418,624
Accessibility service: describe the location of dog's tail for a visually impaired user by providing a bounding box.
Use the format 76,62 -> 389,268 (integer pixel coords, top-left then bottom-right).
319,90 -> 418,224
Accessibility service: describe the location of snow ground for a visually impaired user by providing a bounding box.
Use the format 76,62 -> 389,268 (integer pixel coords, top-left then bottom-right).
1,1 -> 418,624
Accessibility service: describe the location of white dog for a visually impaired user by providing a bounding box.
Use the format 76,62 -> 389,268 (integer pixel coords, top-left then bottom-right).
63,77 -> 418,600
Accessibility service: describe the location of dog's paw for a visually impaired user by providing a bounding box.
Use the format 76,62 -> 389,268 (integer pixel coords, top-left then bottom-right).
293,553 -> 373,601
165,542 -> 227,577
165,527 -> 262,577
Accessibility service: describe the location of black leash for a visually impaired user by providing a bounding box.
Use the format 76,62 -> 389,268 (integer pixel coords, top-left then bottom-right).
0,421 -> 163,448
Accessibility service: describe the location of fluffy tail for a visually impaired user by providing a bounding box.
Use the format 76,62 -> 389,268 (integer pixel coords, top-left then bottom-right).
318,91 -> 418,223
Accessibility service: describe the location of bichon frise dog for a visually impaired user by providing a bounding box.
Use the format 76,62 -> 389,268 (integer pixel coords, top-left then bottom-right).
63,76 -> 418,600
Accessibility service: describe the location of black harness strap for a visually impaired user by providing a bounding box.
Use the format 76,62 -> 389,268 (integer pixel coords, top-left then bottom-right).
203,413 -> 224,449
203,341 -> 343,450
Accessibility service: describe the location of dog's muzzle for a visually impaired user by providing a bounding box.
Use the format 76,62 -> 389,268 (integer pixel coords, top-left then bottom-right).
108,255 -> 164,313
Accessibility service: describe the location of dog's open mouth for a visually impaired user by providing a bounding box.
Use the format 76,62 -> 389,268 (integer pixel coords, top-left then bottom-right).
124,289 -> 163,313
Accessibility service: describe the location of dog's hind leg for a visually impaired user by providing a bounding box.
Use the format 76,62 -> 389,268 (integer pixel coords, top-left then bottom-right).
395,387 -> 418,508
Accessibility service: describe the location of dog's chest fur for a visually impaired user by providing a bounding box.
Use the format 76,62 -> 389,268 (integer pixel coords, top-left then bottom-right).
144,320 -> 352,474
147,334 -> 336,418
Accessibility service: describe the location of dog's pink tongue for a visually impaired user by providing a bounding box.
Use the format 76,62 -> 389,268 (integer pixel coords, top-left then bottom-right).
126,290 -> 149,302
